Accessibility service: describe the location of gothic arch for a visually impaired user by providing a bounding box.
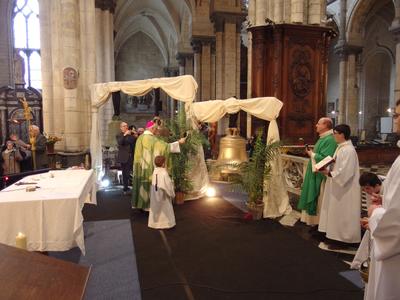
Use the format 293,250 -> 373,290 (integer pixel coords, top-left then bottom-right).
347,0 -> 395,45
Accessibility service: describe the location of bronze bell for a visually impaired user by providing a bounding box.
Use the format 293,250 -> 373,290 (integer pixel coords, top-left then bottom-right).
216,128 -> 248,179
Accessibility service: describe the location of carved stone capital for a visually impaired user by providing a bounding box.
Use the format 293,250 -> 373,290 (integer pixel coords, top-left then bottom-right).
164,67 -> 179,77
95,0 -> 116,13
191,36 -> 215,53
334,43 -> 363,61
176,52 -> 193,67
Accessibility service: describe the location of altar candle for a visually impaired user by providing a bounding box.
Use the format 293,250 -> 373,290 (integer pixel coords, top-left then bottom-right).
15,232 -> 27,250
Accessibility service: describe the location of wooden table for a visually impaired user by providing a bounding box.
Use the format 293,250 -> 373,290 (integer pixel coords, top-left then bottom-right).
0,243 -> 90,300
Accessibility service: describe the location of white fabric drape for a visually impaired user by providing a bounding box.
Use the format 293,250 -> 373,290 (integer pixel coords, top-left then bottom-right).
90,75 -> 198,176
190,97 -> 282,143
190,97 -> 291,218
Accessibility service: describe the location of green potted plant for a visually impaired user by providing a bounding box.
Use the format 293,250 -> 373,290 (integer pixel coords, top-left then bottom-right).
230,132 -> 280,219
164,108 -> 208,204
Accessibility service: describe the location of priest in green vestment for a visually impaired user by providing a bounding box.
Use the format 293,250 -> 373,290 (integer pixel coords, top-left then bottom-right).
298,117 -> 337,225
132,120 -> 185,210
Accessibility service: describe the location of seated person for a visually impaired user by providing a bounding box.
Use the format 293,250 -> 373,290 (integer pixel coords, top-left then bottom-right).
148,155 -> 176,229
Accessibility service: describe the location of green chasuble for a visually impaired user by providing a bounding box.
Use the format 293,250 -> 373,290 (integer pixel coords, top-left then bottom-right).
297,132 -> 337,215
131,132 -> 171,209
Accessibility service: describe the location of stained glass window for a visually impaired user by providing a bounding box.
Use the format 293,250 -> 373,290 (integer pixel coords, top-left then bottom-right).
13,0 -> 41,89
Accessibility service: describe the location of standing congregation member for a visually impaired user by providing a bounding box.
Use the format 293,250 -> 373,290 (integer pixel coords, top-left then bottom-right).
148,155 -> 176,229
318,124 -> 361,244
10,133 -> 32,171
365,99 -> 400,300
132,120 -> 185,210
29,125 -> 48,170
116,122 -> 136,195
2,141 -> 23,175
298,117 -> 337,226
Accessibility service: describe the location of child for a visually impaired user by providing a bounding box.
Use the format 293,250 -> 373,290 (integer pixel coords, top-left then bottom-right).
148,155 -> 176,229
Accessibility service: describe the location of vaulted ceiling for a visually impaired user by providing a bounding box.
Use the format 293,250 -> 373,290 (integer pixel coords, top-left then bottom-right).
114,0 -> 194,65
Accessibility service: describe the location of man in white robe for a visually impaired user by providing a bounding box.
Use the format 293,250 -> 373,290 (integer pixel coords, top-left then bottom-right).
365,99 -> 400,300
318,124 -> 361,243
148,155 -> 176,229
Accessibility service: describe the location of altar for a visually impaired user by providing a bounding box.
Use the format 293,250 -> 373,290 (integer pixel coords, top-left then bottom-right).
0,169 -> 96,254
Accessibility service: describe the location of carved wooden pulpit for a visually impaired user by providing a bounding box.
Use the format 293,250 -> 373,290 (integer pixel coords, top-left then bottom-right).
249,24 -> 335,143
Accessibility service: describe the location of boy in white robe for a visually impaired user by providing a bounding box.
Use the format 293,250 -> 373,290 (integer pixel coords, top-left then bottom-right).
365,99 -> 400,300
148,155 -> 176,229
318,124 -> 361,243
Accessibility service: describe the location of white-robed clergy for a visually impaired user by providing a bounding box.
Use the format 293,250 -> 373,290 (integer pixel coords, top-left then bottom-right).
364,100 -> 400,300
148,155 -> 176,229
318,124 -> 361,243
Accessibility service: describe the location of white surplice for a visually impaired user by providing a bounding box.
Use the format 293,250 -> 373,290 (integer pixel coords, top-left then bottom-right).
148,167 -> 176,229
366,155 -> 400,300
318,140 -> 361,243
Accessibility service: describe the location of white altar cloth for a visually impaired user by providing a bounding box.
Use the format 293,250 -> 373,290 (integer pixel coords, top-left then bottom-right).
0,169 -> 96,254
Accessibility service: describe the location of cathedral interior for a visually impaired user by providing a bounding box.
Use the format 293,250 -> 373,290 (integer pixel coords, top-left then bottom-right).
0,0 -> 398,299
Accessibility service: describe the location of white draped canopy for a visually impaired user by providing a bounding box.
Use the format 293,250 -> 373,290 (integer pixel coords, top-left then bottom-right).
90,75 -> 198,175
189,96 -> 292,218
189,97 -> 283,143
89,75 -> 290,218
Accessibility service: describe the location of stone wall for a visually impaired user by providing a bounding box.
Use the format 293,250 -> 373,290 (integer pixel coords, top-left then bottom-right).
0,0 -> 12,87
115,31 -> 165,128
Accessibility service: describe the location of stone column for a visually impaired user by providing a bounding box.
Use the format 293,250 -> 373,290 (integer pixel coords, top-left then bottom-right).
0,107 -> 6,144
185,55 -> 194,76
192,40 -> 202,101
390,23 -> 400,102
211,43 -> 216,100
95,0 -> 116,146
39,0 -> 96,151
291,0 -> 305,24
39,0 -> 54,134
212,12 -> 245,134
336,49 -> 348,124
201,40 -> 212,101
215,25 -> 223,99
346,51 -> 361,134
308,0 -> 323,25
255,0 -> 267,26
335,0 -> 347,124
274,0 -> 284,23
62,0 -> 80,150
224,23 -> 237,99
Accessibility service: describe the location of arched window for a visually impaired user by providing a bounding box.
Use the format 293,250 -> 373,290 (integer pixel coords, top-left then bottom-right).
13,0 -> 41,89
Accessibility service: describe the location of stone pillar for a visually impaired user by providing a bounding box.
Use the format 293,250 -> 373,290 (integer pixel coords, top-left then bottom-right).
185,55 -> 194,76
201,40 -> 212,101
211,44 -> 216,100
215,28 -> 223,99
248,0 -> 256,27
291,0 -> 305,24
0,108 -> 6,144
211,12 -> 245,134
176,52 -> 193,111
39,0 -> 97,151
390,23 -> 400,102
255,0 -> 267,26
192,41 -> 202,101
335,0 -> 347,124
336,50 -> 348,124
95,0 -> 116,146
274,0 -> 284,23
308,0 -> 323,25
346,52 -> 360,134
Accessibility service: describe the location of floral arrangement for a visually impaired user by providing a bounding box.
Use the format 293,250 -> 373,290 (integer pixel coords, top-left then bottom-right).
45,134 -> 62,145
